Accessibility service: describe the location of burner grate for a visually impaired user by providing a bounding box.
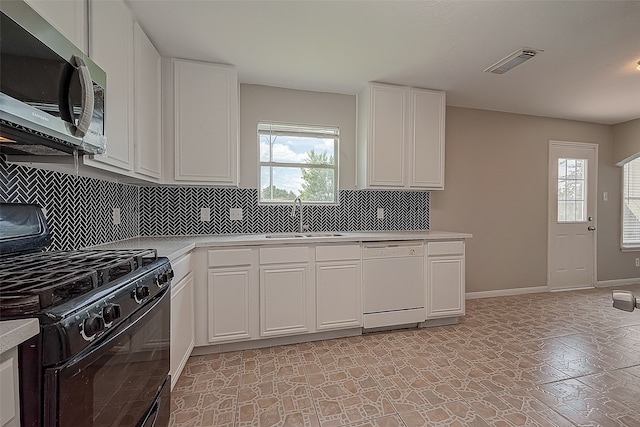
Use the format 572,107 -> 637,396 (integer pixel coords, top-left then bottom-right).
0,249 -> 157,316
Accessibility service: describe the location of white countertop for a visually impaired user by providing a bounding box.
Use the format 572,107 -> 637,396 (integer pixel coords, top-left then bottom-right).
95,231 -> 472,261
0,318 -> 39,354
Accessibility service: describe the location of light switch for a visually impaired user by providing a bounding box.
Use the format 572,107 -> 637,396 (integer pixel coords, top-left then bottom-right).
377,208 -> 384,219
603,192 -> 608,201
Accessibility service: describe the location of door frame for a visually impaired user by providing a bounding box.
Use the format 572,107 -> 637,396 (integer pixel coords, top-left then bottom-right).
547,140 -> 598,291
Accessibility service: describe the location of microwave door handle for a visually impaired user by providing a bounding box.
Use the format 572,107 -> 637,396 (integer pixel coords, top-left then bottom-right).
58,62 -> 75,126
72,56 -> 94,138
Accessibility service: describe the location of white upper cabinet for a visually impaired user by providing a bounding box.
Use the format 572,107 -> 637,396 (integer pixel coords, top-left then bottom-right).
169,59 -> 239,185
84,1 -> 162,182
133,22 -> 162,180
409,88 -> 446,188
357,83 -> 445,190
86,0 -> 134,172
25,0 -> 87,52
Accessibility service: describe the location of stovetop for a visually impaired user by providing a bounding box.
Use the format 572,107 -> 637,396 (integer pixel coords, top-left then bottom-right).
0,248 -> 158,318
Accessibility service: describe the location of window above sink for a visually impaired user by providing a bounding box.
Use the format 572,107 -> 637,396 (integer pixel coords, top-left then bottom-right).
258,122 -> 339,205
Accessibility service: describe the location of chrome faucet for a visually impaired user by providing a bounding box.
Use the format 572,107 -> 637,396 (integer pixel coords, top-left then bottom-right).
291,197 -> 307,233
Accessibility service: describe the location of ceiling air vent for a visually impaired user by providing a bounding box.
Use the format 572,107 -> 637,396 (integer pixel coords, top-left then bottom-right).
484,48 -> 543,74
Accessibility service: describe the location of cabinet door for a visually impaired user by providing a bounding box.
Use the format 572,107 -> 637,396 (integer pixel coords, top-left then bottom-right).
426,256 -> 465,318
87,0 -> 134,171
208,267 -> 252,342
316,262 -> 362,330
0,348 -> 19,427
25,0 -> 86,52
260,264 -> 309,337
409,89 -> 445,189
369,84 -> 405,187
173,60 -> 238,185
170,272 -> 194,390
133,22 -> 162,180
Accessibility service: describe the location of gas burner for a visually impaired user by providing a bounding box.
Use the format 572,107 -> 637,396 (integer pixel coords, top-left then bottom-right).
0,249 -> 158,318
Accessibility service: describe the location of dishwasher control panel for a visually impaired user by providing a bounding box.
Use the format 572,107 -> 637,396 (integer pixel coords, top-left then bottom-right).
362,242 -> 424,258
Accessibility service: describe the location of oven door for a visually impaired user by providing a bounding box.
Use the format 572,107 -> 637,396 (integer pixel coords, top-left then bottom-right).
44,288 -> 170,427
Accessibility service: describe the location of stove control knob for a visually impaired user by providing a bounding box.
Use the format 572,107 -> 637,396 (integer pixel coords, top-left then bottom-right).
82,315 -> 105,340
102,304 -> 122,324
132,285 -> 150,303
161,271 -> 172,285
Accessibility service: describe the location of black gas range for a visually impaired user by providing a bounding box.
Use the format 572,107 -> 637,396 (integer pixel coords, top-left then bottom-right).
0,203 -> 172,426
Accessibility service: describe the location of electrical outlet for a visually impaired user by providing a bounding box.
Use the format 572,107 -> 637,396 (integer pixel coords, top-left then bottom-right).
636,258 -> 639,268
230,208 -> 243,221
200,207 -> 210,222
112,207 -> 121,225
377,207 -> 384,219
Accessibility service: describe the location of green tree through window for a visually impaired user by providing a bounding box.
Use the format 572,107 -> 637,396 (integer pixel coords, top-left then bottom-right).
299,150 -> 334,202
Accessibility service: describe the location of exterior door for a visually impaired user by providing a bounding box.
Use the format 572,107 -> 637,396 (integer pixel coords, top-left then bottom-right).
548,141 -> 598,290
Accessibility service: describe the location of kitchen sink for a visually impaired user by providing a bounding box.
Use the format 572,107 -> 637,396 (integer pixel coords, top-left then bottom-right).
264,233 -> 344,238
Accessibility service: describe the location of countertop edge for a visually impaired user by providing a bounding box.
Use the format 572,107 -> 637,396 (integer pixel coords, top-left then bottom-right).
94,231 -> 471,261
0,318 -> 39,354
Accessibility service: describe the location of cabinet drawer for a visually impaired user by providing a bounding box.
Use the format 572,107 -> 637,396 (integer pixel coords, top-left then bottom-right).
427,241 -> 464,256
316,244 -> 361,262
260,246 -> 309,264
171,253 -> 193,284
208,248 -> 253,267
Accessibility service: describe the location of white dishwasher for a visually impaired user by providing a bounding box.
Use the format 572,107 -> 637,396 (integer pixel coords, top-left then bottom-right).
362,241 -> 425,329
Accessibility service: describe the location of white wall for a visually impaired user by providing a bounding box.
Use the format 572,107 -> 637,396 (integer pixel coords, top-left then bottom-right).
431,107 -> 635,293
239,84 -> 357,189
613,118 -> 640,165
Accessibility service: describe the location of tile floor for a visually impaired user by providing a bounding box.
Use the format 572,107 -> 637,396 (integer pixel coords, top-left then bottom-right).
170,285 -> 640,426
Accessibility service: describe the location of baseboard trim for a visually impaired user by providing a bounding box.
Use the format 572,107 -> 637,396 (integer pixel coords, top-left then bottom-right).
596,278 -> 640,288
466,286 -> 548,300
466,280 -> 640,299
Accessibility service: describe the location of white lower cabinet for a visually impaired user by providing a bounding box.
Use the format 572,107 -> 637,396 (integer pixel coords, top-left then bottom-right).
426,241 -> 465,319
0,348 -> 19,427
315,245 -> 362,330
208,267 -> 252,342
188,239 -> 466,354
170,253 -> 194,390
259,246 -> 314,337
206,249 -> 257,344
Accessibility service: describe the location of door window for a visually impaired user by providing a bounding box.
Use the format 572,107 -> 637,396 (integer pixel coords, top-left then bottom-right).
557,158 -> 587,222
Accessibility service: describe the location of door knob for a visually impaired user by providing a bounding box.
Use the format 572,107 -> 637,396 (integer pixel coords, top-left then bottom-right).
588,226 -> 596,231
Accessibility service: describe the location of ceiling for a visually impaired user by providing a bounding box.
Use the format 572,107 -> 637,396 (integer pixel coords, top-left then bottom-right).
126,0 -> 640,125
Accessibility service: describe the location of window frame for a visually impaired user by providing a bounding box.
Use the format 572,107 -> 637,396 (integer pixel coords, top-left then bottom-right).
257,121 -> 339,205
621,157 -> 640,250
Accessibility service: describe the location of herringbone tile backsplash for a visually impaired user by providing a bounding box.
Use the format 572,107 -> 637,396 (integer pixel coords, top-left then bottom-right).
1,156 -> 429,251
1,157 -> 139,250
139,186 -> 428,236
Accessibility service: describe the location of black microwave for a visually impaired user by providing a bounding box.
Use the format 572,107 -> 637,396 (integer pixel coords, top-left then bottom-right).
0,1 -> 106,156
